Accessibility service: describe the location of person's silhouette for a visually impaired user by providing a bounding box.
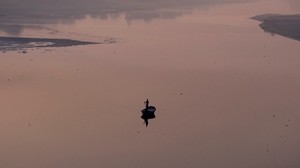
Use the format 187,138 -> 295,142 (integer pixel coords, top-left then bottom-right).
145,99 -> 149,109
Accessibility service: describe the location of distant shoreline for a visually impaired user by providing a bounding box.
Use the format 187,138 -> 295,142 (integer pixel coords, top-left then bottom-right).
252,14 -> 300,41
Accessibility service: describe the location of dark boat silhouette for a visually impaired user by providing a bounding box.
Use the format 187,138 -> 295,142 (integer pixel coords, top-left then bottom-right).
141,99 -> 156,126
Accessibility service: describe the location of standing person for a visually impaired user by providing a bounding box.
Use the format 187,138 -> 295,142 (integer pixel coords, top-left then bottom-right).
144,99 -> 149,109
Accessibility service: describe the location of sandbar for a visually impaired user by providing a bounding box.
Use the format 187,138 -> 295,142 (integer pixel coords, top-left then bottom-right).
252,14 -> 300,41
0,36 -> 102,52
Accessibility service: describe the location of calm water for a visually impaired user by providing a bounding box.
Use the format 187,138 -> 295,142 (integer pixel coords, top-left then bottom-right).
1,1 -> 300,168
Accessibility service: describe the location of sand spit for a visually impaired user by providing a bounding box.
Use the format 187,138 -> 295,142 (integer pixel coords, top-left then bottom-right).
0,36 -> 111,52
252,14 -> 300,41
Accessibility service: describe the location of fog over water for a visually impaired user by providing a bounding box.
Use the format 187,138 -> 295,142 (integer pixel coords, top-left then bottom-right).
1,1 -> 300,168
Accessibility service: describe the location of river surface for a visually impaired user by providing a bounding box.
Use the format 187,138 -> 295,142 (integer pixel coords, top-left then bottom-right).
1,1 -> 300,168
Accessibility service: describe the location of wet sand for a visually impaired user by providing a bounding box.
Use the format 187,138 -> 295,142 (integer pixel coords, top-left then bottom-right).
0,36 -> 117,52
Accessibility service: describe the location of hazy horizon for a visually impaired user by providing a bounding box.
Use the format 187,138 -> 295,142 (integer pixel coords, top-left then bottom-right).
1,0 -> 254,11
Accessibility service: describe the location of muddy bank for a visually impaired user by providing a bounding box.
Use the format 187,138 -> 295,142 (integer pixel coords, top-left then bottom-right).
252,14 -> 300,41
0,36 -> 116,52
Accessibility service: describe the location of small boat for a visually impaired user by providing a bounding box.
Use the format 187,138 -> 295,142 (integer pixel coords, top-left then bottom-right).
141,99 -> 156,126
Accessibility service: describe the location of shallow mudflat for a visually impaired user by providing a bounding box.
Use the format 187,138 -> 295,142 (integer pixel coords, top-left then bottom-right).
0,36 -> 103,51
252,14 -> 300,41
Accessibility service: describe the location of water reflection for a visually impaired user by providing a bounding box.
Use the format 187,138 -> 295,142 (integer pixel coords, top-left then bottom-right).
0,24 -> 59,36
2,0 -> 298,35
0,10 -> 190,25
124,10 -> 192,23
0,24 -> 23,35
0,10 -> 191,35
